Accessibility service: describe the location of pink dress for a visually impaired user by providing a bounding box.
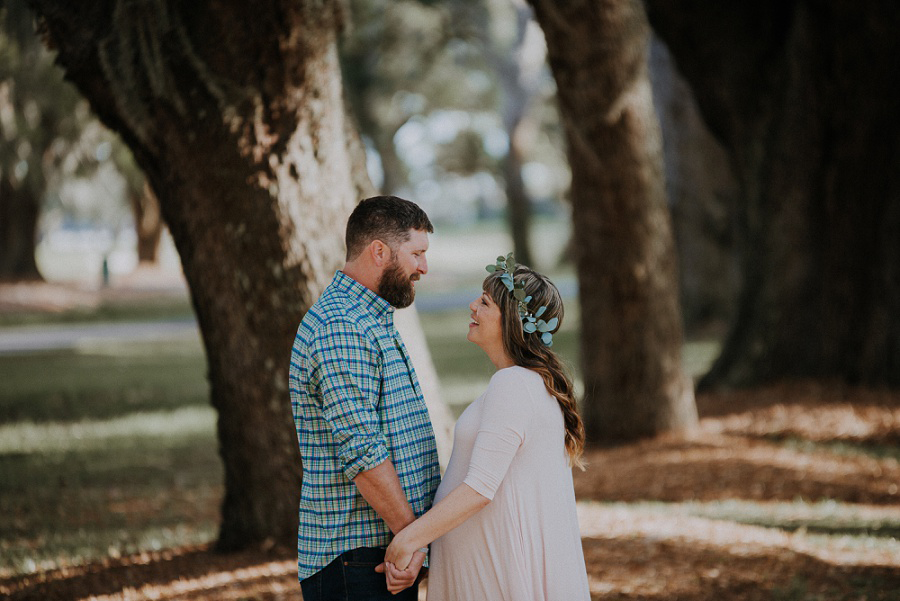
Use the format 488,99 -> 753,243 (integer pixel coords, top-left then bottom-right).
427,366 -> 590,601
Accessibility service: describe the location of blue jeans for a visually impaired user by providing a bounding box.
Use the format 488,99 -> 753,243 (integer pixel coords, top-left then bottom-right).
300,546 -> 419,601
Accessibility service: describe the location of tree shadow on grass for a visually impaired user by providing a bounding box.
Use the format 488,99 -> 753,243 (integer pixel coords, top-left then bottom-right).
582,535 -> 900,601
576,434 -> 900,505
0,545 -> 300,601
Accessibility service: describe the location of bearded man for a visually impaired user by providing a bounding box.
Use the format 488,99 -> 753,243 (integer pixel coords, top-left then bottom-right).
289,195 -> 440,600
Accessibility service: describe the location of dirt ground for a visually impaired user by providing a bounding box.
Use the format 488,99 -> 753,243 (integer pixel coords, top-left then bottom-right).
1,280 -> 899,600
2,382 -> 898,601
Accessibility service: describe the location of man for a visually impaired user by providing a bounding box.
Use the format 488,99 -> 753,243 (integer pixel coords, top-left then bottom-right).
289,195 -> 441,600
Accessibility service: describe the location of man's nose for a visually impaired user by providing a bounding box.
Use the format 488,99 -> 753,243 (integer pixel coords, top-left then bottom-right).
418,256 -> 428,275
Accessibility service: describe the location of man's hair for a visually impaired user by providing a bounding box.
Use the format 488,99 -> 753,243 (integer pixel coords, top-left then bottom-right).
345,195 -> 433,261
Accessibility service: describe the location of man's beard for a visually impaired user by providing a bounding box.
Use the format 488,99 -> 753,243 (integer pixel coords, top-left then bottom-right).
377,259 -> 418,309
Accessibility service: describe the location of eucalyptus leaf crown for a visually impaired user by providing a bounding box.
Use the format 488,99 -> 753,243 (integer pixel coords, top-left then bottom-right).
485,253 -> 558,347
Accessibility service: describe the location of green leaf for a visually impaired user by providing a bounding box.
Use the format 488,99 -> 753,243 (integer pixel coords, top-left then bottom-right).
486,264 -> 497,272
513,288 -> 527,301
497,256 -> 506,263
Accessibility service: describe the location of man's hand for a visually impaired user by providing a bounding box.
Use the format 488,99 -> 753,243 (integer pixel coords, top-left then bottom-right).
375,549 -> 426,594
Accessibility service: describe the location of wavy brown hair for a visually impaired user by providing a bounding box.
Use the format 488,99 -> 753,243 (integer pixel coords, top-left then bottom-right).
484,266 -> 586,470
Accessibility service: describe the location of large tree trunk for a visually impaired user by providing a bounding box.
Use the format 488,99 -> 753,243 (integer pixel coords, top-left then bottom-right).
0,175 -> 42,282
646,2 -> 900,389
31,0 -> 367,550
528,0 -> 697,443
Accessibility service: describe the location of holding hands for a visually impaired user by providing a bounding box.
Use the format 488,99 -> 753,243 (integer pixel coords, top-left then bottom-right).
376,532 -> 427,594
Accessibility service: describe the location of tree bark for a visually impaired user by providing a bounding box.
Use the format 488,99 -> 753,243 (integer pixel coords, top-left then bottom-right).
646,1 -> 900,388
528,0 -> 697,443
0,175 -> 42,281
31,0 -> 368,550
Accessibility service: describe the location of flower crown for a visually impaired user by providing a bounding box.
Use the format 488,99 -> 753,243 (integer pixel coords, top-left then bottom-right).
485,253 -> 558,347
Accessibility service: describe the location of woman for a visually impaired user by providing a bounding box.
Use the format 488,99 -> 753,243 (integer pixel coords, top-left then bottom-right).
384,254 -> 590,600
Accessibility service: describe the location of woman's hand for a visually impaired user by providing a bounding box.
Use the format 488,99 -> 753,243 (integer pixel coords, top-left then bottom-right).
384,529 -> 418,571
376,531 -> 427,595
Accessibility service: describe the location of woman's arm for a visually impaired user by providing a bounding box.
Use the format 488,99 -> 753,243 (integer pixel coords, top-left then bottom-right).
384,483 -> 490,571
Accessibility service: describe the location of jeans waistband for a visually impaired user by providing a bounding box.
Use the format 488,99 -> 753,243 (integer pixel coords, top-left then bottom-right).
341,546 -> 387,563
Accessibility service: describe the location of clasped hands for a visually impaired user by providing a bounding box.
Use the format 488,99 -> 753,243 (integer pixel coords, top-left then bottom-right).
375,529 -> 426,594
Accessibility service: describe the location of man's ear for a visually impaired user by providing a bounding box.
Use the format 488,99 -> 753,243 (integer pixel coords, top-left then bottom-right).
369,239 -> 392,267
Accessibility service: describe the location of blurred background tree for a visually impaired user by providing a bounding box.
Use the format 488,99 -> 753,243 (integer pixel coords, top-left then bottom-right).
0,2 -> 84,281
340,0 -> 569,269
646,1 -> 900,390
649,37 -> 739,334
1,2 -> 161,283
529,0 -> 698,442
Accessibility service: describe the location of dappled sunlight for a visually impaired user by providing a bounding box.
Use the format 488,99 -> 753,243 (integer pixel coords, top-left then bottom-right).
706,403 -> 900,444
0,407 -> 216,455
87,559 -> 297,601
580,534 -> 900,601
576,502 -> 900,567
0,546 -> 298,601
575,432 -> 900,505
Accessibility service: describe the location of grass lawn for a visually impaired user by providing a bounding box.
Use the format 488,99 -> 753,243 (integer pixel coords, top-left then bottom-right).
0,328 -> 219,575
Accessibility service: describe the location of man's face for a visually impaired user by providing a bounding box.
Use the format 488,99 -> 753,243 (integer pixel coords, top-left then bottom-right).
377,229 -> 429,309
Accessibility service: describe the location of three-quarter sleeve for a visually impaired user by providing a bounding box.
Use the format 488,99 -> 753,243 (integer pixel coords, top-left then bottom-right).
308,320 -> 390,480
463,369 -> 535,499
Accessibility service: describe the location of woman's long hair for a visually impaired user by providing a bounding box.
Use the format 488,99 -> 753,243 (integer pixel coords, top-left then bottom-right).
484,266 -> 586,470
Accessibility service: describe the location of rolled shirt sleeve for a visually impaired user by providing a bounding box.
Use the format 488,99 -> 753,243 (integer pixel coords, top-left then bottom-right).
463,369 -> 535,500
309,320 -> 390,481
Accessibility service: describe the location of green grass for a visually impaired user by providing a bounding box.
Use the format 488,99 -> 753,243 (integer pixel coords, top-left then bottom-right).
0,295 -> 194,328
644,499 -> 900,541
0,341 -> 208,425
0,333 -> 218,576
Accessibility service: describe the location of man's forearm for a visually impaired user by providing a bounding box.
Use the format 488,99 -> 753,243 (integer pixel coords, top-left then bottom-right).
352,459 -> 416,533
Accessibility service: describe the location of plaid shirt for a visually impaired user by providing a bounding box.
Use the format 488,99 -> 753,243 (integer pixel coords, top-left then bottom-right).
289,270 -> 440,580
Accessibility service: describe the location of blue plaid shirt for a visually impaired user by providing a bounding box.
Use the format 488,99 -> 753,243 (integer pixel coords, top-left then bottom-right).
289,270 -> 440,580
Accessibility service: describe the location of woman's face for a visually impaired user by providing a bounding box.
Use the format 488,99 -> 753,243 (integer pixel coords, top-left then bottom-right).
467,290 -> 504,350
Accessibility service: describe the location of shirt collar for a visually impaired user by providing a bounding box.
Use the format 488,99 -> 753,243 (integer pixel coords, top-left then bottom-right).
332,270 -> 395,321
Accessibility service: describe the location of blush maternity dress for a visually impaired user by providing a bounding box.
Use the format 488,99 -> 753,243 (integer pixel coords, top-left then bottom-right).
426,366 -> 590,601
